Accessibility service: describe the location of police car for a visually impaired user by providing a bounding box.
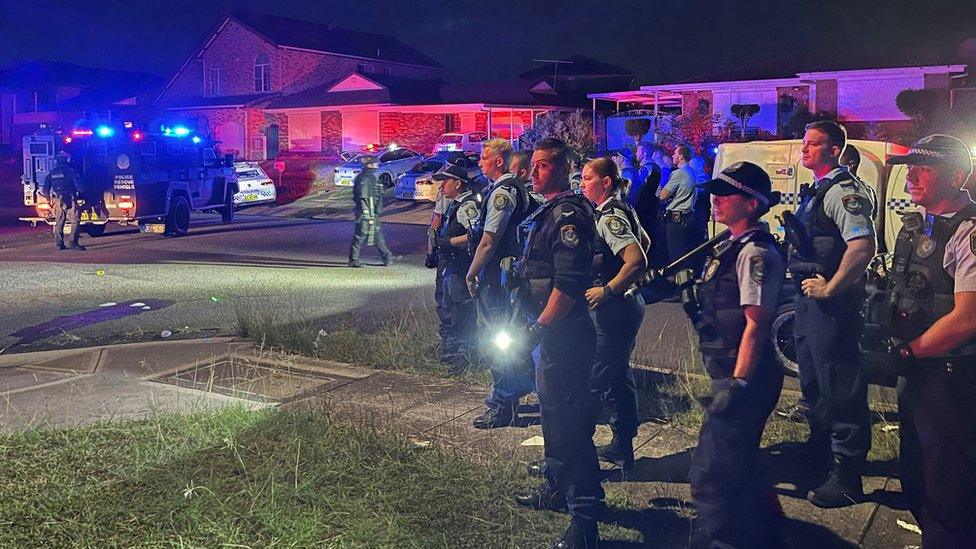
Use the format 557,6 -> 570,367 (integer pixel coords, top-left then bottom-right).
233,162 -> 276,208
21,122 -> 238,237
333,145 -> 423,188
394,151 -> 481,202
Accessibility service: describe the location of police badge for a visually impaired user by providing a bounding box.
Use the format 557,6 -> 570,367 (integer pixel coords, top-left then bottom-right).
842,194 -> 864,215
560,225 -> 579,248
703,258 -> 721,282
492,194 -> 509,211
606,216 -> 626,236
915,235 -> 937,259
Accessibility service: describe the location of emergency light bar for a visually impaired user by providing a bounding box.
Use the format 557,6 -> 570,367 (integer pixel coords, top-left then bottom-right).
95,125 -> 115,138
71,129 -> 93,137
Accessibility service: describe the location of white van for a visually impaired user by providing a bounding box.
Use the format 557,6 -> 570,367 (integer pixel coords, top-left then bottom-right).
710,139 -> 913,252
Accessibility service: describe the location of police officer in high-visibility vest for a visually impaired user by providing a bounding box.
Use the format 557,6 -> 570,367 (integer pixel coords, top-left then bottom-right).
579,156 -> 649,470
878,134 -> 976,547
511,138 -> 602,549
792,120 -> 876,508
432,164 -> 481,368
686,161 -> 786,548
40,152 -> 86,251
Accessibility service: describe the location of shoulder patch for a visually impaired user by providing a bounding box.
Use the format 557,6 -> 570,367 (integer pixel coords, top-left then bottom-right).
606,216 -> 627,236
702,258 -> 721,282
462,203 -> 479,219
749,255 -> 766,284
915,235 -> 937,259
842,194 -> 864,215
492,193 -> 509,211
560,225 -> 580,248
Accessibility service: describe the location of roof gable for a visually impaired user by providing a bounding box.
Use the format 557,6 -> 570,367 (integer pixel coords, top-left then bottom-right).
328,73 -> 385,92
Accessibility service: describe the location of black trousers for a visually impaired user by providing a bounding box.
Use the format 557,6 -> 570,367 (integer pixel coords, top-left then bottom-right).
794,294 -> 871,462
535,310 -> 604,523
440,264 -> 478,358
434,264 -> 451,352
665,214 -> 702,268
589,292 -> 644,438
348,215 -> 391,263
690,365 -> 784,547
898,358 -> 976,548
53,197 -> 81,248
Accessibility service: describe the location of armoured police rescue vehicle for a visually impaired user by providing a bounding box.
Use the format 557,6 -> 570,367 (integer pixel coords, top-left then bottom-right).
21,123 -> 238,237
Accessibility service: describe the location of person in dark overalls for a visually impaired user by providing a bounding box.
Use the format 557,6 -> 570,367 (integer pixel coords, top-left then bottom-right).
432,164 -> 481,368
876,134 -> 976,547
40,152 -> 86,251
512,138 -> 602,549
579,156 -> 649,470
348,155 -> 394,268
792,121 -> 876,508
685,161 -> 785,548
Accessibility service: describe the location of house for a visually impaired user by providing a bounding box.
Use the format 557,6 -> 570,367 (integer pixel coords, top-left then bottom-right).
589,50 -> 967,148
156,10 -> 610,160
0,61 -> 162,150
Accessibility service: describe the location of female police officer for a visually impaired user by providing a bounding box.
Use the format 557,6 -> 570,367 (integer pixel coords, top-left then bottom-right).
686,161 -> 785,548
579,157 -> 649,470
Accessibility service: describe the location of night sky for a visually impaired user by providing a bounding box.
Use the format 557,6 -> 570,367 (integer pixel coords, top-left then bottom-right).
1,0 -> 975,85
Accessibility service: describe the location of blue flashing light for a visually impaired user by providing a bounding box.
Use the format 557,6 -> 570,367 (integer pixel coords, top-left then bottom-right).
191,136 -> 202,144
95,125 -> 115,138
172,126 -> 191,137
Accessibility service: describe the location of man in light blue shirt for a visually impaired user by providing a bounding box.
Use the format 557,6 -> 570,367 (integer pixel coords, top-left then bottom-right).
658,144 -> 699,262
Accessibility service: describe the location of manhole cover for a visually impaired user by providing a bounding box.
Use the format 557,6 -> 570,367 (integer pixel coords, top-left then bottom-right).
153,356 -> 338,402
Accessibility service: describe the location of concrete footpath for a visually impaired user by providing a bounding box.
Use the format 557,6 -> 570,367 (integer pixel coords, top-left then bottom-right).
0,338 -> 920,548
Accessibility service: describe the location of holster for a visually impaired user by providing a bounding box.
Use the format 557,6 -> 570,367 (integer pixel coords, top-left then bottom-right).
666,210 -> 690,224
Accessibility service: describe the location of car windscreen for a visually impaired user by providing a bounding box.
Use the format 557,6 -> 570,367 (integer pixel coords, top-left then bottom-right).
237,169 -> 264,179
436,135 -> 463,144
408,160 -> 444,174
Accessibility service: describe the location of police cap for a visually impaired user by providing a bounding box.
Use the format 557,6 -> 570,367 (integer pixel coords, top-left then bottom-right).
431,163 -> 473,186
705,161 -> 779,207
886,134 -> 973,176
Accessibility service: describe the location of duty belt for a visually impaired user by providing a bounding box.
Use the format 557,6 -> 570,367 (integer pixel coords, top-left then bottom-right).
666,210 -> 691,223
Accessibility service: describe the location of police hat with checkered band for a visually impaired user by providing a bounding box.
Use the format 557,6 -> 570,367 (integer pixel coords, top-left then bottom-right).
704,161 -> 780,207
887,134 -> 973,176
431,163 -> 474,186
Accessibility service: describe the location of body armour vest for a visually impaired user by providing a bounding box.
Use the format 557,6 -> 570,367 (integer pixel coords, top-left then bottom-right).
439,192 -> 480,270
593,198 -> 642,285
796,172 -> 855,278
472,174 -> 532,262
696,230 -> 780,378
884,203 -> 976,356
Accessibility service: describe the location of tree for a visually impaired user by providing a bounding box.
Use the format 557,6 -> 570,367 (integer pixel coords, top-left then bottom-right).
896,89 -> 941,134
730,104 -> 760,139
519,109 -> 594,161
624,118 -> 652,146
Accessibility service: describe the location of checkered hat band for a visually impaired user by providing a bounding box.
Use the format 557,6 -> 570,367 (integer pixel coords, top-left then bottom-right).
717,173 -> 769,205
909,147 -> 952,159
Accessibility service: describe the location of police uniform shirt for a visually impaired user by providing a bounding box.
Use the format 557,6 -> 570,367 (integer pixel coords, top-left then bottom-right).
813,167 -> 876,241
596,197 -> 639,255
734,227 -> 785,310
662,164 -> 697,212
452,190 -> 480,231
939,212 -> 976,293
483,173 -> 519,235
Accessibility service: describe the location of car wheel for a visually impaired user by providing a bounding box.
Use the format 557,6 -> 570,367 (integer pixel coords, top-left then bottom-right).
220,187 -> 235,224
771,303 -> 799,376
165,195 -> 191,237
380,174 -> 393,188
84,224 -> 106,237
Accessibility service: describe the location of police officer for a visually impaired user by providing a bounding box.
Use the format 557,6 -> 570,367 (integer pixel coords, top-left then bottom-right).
513,137 -> 602,548
658,144 -> 699,263
40,152 -> 86,251
428,187 -> 453,358
793,120 -> 876,508
687,161 -> 785,548
466,138 -> 535,429
348,155 -> 395,268
579,156 -> 648,470
880,134 -> 976,546
432,164 -> 481,368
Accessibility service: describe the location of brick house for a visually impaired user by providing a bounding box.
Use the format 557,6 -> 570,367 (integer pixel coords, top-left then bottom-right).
156,10 -> 582,160
589,51 -> 967,147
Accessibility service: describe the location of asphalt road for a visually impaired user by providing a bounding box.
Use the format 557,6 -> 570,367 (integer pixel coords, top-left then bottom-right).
0,212 -> 698,368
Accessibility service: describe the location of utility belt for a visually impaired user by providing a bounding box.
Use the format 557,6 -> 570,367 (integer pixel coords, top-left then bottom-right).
788,260 -> 825,291
665,210 -> 692,224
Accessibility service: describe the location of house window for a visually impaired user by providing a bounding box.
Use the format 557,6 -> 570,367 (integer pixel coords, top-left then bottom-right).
209,67 -> 223,96
288,112 -> 322,152
254,53 -> 271,92
357,63 -> 376,74
384,67 -> 392,76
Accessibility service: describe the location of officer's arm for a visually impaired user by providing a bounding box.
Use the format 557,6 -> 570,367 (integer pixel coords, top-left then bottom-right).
606,243 -> 647,295
824,236 -> 875,295
733,305 -> 774,380
658,186 -> 674,202
467,230 -> 499,281
909,292 -> 976,358
657,170 -> 686,202
537,288 -> 579,326
539,211 -> 592,326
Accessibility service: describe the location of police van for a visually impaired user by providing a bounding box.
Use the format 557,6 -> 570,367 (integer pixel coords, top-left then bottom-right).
21,122 -> 238,237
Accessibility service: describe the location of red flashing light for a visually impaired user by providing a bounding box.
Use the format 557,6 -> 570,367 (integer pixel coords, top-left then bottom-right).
118,196 -> 134,210
131,131 -> 144,142
71,129 -> 93,137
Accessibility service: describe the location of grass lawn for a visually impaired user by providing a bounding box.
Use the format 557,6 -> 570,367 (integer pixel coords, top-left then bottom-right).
0,406 -> 575,547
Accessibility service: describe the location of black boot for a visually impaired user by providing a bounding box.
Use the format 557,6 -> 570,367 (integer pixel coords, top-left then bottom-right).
807,458 -> 863,508
472,404 -> 516,429
596,435 -> 634,470
514,482 -> 566,511
526,458 -> 546,477
552,519 -> 599,549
